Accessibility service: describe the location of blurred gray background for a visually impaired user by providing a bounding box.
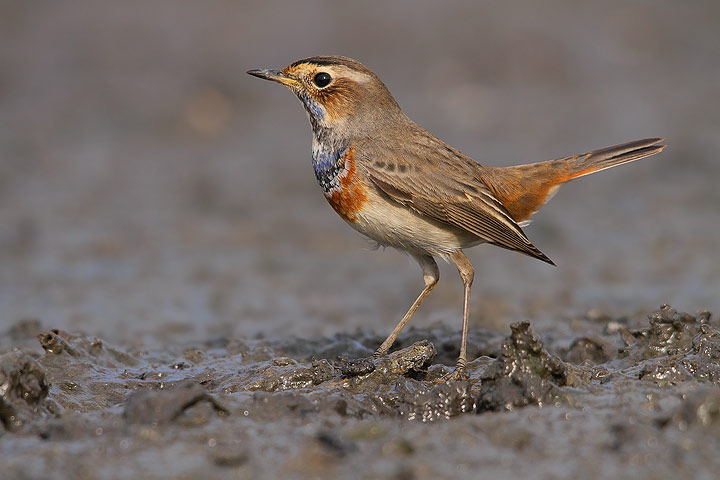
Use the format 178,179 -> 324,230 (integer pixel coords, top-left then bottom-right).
1,1 -> 718,346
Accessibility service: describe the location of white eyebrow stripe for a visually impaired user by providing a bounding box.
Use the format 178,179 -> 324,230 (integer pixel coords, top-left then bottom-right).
330,65 -> 372,84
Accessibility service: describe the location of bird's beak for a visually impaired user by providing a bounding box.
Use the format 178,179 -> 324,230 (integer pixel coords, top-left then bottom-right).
247,68 -> 300,88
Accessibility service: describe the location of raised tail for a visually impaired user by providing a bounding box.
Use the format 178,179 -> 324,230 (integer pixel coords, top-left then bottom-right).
483,138 -> 666,223
557,138 -> 666,181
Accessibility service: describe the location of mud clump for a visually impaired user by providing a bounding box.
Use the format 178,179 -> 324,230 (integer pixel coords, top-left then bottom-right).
0,351 -> 53,432
622,305 -> 720,386
562,335 -> 616,365
476,321 -> 569,412
124,381 -> 229,425
340,340 -> 436,386
245,358 -> 336,392
338,341 -> 476,420
398,380 -> 475,421
622,305 -> 715,359
244,341 -> 474,420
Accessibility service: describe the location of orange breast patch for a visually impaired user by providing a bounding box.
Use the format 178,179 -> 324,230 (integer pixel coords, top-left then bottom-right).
326,146 -> 368,222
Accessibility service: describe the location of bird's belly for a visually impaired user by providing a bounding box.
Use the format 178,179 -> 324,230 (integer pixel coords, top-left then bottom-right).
344,187 -> 484,257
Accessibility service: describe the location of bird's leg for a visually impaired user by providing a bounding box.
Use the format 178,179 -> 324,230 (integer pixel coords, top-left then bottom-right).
373,254 -> 439,358
446,250 -> 474,381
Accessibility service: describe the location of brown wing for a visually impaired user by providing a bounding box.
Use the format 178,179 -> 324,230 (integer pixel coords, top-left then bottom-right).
359,133 -> 554,265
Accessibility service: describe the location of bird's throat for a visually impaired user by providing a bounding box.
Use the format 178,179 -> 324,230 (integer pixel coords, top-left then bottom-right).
311,139 -> 347,195
296,91 -> 326,132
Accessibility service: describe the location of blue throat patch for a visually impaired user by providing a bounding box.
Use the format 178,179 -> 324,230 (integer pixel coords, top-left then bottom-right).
297,91 -> 325,130
312,144 -> 346,194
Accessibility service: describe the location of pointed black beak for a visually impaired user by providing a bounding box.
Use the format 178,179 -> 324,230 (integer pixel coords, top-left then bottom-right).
247,69 -> 299,87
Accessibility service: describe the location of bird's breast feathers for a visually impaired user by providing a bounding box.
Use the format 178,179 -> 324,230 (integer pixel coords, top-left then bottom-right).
312,143 -> 368,223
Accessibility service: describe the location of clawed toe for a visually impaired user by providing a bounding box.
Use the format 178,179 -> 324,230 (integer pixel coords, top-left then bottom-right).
438,365 -> 468,383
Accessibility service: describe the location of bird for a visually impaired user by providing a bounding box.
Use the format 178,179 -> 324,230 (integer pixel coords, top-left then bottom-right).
247,55 -> 665,380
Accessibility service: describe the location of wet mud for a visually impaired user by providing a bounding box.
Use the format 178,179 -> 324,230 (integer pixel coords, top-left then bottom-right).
2,305 -> 719,479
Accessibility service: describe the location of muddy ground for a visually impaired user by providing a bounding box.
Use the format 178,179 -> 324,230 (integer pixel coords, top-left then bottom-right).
1,1 -> 719,479
2,305 -> 720,479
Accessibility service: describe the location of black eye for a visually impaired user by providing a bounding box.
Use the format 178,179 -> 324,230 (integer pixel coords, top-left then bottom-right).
313,72 -> 332,88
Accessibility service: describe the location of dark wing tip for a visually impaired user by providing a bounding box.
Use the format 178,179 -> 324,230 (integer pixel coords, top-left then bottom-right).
488,239 -> 555,266
529,245 -> 556,266
541,253 -> 556,267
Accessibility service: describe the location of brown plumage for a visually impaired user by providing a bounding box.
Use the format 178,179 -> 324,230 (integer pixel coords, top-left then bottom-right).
248,55 -> 665,380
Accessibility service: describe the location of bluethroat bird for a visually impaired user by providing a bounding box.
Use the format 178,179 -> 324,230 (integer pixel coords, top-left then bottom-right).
248,56 -> 665,380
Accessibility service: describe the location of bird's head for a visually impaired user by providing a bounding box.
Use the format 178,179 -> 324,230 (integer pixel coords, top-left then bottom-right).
248,56 -> 402,137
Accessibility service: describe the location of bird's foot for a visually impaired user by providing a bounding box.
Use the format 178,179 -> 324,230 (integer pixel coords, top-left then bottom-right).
437,362 -> 468,383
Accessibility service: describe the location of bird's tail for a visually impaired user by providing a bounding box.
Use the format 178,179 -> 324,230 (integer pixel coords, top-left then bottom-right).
552,138 -> 666,182
484,138 -> 666,223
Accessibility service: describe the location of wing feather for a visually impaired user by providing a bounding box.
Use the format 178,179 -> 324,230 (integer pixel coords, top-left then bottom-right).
359,133 -> 554,265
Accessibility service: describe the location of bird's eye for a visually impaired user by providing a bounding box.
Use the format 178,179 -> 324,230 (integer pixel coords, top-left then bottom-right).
313,72 -> 332,88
